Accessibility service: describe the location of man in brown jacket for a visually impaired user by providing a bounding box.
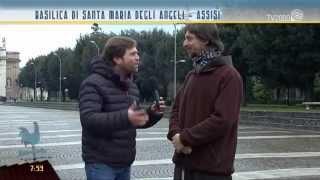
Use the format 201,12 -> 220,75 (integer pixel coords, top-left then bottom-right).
167,24 -> 243,180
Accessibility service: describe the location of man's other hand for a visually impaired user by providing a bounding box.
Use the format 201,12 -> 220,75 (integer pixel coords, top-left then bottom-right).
172,133 -> 192,154
150,97 -> 166,114
128,104 -> 149,127
172,133 -> 184,153
181,146 -> 192,154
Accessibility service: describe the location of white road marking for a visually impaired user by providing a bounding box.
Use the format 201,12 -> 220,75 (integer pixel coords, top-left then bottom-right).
0,123 -> 71,128
238,130 -> 291,134
239,135 -> 320,139
234,167 -> 320,179
0,119 -> 77,123
0,131 -> 295,141
0,141 -> 81,149
0,130 -> 275,136
236,152 -> 320,159
54,159 -> 173,171
0,138 -> 168,149
1,134 -> 320,148
0,121 -> 74,126
0,134 -> 81,141
138,131 -> 292,135
54,152 -> 320,171
54,161 -> 320,180
0,129 -> 81,136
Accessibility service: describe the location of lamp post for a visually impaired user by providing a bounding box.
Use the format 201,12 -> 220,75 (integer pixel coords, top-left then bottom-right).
62,76 -> 67,102
173,24 -> 177,98
90,40 -> 100,56
173,23 -> 187,98
30,62 -> 37,102
53,53 -> 62,102
172,59 -> 186,99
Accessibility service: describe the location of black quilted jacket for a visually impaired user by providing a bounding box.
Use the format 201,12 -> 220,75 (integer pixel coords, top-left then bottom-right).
79,57 -> 162,167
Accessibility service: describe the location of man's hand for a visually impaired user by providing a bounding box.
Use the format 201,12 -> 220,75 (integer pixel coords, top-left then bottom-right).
150,97 -> 166,114
172,133 -> 192,154
181,146 -> 192,154
172,133 -> 184,152
128,103 -> 148,127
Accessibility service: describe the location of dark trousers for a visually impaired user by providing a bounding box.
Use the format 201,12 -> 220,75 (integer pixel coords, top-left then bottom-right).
174,166 -> 232,180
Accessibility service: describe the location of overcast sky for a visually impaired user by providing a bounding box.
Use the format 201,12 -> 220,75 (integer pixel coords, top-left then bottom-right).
0,24 -> 177,67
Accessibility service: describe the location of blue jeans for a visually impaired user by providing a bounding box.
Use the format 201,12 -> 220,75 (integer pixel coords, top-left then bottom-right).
85,163 -> 131,180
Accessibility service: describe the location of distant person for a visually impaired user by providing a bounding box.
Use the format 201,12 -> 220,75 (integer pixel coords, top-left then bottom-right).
79,36 -> 165,180
167,24 -> 243,180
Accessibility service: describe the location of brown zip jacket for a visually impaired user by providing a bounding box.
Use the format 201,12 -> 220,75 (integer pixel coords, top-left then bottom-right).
167,56 -> 243,176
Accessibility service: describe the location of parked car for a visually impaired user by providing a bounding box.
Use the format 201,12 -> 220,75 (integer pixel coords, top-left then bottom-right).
0,96 -> 7,103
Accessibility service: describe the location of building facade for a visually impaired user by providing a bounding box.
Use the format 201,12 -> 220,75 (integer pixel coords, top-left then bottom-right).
6,52 -> 21,100
0,38 -> 21,101
0,46 -> 6,99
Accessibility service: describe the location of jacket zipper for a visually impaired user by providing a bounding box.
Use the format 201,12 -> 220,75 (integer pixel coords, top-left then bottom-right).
125,90 -> 130,106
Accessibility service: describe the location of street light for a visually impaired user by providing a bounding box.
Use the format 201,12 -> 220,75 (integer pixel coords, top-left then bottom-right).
90,40 -> 100,56
172,59 -> 186,98
173,23 -> 187,98
30,62 -> 37,102
173,23 -> 177,98
53,52 -> 62,102
176,59 -> 186,63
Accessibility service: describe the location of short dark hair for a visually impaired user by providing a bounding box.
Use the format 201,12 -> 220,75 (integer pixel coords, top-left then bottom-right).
184,24 -> 224,51
101,36 -> 137,64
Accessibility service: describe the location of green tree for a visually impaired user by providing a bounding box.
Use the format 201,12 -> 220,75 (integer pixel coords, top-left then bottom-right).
244,24 -> 320,104
253,79 -> 273,104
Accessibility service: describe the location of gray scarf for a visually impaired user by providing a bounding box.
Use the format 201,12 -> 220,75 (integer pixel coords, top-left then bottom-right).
192,48 -> 222,73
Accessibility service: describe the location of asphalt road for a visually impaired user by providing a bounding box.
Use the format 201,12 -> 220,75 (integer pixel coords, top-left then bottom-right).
0,105 -> 320,180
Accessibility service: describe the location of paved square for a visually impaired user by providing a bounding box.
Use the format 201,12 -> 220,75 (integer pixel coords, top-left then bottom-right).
1,105 -> 320,179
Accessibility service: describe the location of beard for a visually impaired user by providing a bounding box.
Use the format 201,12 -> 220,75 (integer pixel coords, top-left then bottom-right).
187,51 -> 200,59
186,48 -> 201,58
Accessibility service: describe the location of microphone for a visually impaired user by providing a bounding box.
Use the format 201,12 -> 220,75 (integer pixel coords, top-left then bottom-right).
154,90 -> 160,110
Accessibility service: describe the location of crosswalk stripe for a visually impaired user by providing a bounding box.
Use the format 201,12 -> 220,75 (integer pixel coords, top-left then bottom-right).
54,159 -> 171,171
1,134 -> 320,148
0,123 -> 70,128
236,152 -> 320,159
0,134 -> 81,141
234,167 -> 320,179
54,161 -> 320,180
0,141 -> 81,149
0,131 -> 294,141
0,121 -> 74,125
0,130 -> 291,137
135,166 -> 320,180
238,135 -> 320,139
54,151 -> 320,171
0,129 -> 293,137
0,129 -> 81,136
238,130 -> 291,134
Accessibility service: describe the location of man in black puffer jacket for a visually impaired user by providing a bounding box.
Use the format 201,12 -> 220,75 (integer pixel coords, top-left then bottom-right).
79,36 -> 164,180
